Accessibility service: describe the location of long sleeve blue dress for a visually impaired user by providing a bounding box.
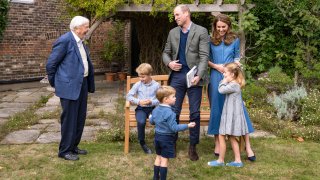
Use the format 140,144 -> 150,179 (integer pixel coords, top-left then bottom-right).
207,38 -> 254,135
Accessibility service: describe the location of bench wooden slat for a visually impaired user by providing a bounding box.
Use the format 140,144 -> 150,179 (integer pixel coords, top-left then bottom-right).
124,75 -> 211,154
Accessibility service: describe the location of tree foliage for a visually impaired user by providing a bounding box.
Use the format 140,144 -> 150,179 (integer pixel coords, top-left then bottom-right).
245,0 -> 320,81
63,0 -> 125,19
0,0 -> 9,41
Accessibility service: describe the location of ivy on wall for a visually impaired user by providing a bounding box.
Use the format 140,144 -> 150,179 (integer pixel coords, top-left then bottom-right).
0,0 -> 9,41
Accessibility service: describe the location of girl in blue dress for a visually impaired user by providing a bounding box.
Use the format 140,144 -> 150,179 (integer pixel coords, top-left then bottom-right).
207,14 -> 256,161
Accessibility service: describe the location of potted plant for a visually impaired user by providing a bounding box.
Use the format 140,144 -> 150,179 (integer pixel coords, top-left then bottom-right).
102,20 -> 126,81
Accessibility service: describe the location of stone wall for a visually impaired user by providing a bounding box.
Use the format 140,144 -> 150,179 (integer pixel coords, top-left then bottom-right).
0,0 -> 113,83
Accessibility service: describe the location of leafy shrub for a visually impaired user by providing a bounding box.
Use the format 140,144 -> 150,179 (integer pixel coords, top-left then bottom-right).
242,82 -> 268,107
258,66 -> 294,94
267,86 -> 307,120
249,107 -> 320,142
300,89 -> 320,126
0,0 -> 9,41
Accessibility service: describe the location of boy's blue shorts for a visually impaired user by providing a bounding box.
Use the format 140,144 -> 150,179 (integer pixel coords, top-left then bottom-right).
154,133 -> 175,158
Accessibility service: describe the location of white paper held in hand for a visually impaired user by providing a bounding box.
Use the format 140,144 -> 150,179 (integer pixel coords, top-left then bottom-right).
186,66 -> 197,88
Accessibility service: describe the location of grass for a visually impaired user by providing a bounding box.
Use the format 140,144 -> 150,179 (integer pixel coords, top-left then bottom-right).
1,90 -> 320,179
0,137 -> 319,179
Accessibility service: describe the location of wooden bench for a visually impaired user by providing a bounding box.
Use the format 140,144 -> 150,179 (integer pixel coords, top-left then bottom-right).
124,75 -> 210,153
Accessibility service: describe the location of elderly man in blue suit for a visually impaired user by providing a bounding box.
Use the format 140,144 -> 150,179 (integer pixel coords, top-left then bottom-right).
163,5 -> 210,161
46,16 -> 95,161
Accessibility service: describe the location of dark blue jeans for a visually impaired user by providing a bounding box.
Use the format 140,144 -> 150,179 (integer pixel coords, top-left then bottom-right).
169,71 -> 202,145
135,105 -> 154,145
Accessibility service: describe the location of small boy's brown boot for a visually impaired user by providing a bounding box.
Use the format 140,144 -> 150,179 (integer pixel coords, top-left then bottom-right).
188,145 -> 199,161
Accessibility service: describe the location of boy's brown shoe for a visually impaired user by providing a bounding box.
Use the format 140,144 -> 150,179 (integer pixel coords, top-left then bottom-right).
188,145 -> 199,161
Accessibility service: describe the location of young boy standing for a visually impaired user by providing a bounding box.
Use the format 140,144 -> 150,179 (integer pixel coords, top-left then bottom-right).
150,86 -> 196,179
126,63 -> 160,154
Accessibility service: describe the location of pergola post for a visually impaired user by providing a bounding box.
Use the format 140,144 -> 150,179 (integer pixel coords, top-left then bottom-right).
238,0 -> 246,59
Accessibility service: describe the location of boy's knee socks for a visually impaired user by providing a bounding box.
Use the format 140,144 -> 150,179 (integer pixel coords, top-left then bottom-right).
160,167 -> 167,180
153,165 -> 160,180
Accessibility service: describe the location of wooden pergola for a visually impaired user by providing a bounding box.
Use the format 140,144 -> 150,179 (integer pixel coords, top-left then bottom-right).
117,0 -> 254,58
118,0 -> 253,13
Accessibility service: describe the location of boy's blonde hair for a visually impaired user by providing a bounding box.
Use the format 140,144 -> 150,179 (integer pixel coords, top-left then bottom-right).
136,63 -> 153,75
156,86 -> 176,103
224,62 -> 245,88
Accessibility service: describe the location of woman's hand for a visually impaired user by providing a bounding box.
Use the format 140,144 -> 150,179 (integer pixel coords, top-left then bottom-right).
208,61 -> 225,74
234,60 -> 242,67
215,64 -> 225,74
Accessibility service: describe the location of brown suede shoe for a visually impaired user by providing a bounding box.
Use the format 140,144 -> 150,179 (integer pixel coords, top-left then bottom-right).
188,145 -> 199,161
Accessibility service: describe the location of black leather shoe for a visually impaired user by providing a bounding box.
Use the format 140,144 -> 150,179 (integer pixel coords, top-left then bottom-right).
73,148 -> 88,155
141,144 -> 152,154
248,155 -> 256,162
59,153 -> 79,161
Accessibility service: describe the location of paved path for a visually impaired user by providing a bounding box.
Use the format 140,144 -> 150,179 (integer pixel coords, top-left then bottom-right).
0,76 -> 126,144
0,76 -> 275,145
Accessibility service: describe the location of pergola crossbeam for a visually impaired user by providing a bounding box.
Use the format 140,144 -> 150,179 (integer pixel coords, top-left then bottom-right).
118,4 -> 254,13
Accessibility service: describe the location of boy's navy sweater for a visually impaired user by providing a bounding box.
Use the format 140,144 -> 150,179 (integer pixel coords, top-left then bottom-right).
150,105 -> 188,135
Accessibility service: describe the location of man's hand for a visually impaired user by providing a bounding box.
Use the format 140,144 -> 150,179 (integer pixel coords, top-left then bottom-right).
191,76 -> 200,86
168,60 -> 182,71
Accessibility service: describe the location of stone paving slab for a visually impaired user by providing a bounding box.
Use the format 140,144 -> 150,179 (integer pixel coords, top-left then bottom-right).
81,130 -> 96,141
28,124 -> 49,130
86,119 -> 109,126
83,126 -> 97,132
35,106 -> 59,116
0,118 -> 8,126
249,130 -> 277,138
46,95 -> 60,106
45,123 -> 61,132
1,94 -> 17,102
36,132 -> 61,143
1,130 -> 40,144
0,108 -> 27,118
38,119 -> 58,124
14,95 -> 41,103
16,91 -> 33,96
0,102 -> 32,109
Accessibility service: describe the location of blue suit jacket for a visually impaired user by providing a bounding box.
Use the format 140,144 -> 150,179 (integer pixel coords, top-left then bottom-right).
46,31 -> 95,100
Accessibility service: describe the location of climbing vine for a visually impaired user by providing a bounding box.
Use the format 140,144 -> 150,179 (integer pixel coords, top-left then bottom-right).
0,0 -> 9,41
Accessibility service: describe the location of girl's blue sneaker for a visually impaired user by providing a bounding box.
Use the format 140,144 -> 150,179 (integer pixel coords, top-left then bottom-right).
208,160 -> 224,167
226,161 -> 243,167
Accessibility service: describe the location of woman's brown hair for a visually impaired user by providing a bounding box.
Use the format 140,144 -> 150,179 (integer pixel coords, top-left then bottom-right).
211,14 -> 237,46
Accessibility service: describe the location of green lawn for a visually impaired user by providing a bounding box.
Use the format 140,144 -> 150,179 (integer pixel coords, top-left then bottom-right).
0,137 -> 319,179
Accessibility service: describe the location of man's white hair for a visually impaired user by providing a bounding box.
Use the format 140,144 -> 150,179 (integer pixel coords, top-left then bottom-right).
69,16 -> 89,31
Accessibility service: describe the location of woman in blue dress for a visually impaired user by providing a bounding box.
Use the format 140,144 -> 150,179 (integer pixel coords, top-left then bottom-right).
207,14 -> 256,161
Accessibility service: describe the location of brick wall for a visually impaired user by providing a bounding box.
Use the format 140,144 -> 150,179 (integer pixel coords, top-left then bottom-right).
0,0 -> 113,83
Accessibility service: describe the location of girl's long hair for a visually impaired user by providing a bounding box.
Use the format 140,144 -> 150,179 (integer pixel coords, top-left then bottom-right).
225,63 -> 245,88
211,14 -> 237,46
